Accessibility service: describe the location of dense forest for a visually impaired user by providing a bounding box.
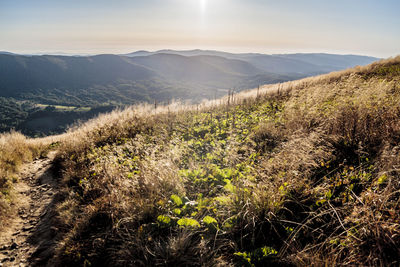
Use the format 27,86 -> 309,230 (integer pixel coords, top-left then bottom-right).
0,97 -> 115,136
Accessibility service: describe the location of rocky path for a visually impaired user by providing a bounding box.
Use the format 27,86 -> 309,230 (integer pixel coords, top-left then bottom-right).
0,151 -> 59,266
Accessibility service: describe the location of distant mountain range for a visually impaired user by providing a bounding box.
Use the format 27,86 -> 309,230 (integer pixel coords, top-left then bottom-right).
122,49 -> 379,74
0,50 -> 379,106
0,51 -> 18,55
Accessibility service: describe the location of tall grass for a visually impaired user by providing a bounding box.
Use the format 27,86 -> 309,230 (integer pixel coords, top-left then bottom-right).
0,131 -> 58,227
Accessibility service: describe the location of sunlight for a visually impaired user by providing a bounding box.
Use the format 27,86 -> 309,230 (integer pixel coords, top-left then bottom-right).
200,0 -> 206,14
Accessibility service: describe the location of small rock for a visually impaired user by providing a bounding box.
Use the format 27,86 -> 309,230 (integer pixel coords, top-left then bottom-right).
50,226 -> 59,237
10,242 -> 18,250
18,209 -> 26,215
22,226 -> 34,232
12,231 -> 20,236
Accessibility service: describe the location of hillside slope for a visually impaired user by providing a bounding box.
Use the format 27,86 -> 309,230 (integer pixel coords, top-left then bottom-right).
41,56 -> 400,266
0,56 -> 399,266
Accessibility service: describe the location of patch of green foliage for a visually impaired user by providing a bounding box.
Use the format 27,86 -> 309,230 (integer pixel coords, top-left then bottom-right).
234,246 -> 278,267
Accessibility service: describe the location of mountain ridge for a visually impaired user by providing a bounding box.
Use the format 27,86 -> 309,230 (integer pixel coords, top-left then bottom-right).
123,50 -> 379,73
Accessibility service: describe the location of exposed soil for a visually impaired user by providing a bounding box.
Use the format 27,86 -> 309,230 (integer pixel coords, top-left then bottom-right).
0,151 -> 60,266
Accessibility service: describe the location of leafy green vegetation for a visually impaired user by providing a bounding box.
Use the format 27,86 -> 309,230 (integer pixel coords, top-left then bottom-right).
54,96 -> 292,265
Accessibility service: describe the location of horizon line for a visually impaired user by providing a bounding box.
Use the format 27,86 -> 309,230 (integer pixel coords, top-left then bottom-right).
0,48 -> 385,59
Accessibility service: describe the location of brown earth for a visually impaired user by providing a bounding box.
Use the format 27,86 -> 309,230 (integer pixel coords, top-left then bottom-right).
0,151 -> 60,266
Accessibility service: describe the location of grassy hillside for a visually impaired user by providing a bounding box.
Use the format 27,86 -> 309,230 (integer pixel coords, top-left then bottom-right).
0,56 -> 399,266
40,56 -> 399,266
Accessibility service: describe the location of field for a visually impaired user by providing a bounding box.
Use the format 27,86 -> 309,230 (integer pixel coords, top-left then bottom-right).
35,104 -> 91,112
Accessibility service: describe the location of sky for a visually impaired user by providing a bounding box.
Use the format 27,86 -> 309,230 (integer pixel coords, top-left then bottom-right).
0,0 -> 399,57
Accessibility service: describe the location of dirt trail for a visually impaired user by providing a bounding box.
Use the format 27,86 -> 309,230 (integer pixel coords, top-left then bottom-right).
0,151 -> 59,266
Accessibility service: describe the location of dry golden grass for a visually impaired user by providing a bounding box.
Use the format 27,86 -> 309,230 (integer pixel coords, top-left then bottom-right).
0,131 -> 60,227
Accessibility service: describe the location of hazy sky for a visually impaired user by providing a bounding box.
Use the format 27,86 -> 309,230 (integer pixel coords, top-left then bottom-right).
0,0 -> 399,57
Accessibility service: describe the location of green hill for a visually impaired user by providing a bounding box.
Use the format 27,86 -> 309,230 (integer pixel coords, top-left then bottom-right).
0,56 -> 399,266
48,56 -> 399,266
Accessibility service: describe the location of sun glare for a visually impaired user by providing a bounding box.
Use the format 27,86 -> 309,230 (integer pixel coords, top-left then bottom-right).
200,0 -> 206,14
